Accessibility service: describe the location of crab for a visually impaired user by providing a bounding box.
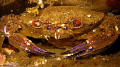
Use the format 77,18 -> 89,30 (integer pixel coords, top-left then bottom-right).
0,6 -> 120,58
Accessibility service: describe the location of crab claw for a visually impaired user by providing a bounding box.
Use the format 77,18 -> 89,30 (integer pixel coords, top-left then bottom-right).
61,41 -> 93,57
8,33 -> 54,55
61,30 -> 118,58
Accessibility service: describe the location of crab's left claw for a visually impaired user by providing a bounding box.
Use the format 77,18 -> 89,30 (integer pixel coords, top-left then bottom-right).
61,31 -> 118,57
61,15 -> 120,58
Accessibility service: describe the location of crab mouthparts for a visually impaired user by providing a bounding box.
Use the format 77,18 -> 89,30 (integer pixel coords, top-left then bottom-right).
55,29 -> 61,39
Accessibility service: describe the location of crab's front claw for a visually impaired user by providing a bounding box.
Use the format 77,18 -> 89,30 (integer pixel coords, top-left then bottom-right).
61,30 -> 118,58
61,41 -> 94,57
8,33 -> 54,55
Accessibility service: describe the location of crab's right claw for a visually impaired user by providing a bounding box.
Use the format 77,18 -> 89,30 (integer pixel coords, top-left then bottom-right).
61,15 -> 120,58
8,33 -> 55,55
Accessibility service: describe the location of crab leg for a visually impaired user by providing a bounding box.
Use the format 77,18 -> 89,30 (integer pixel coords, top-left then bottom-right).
61,16 -> 120,57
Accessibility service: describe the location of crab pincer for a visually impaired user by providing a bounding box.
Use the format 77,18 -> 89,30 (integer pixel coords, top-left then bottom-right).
61,16 -> 120,58
61,32 -> 118,57
8,33 -> 55,55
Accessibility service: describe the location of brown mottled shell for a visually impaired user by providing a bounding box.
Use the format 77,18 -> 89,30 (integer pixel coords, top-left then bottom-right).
39,6 -> 104,24
20,6 -> 105,39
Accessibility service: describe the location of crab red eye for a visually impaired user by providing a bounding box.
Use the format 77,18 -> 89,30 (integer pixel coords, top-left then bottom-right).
76,20 -> 81,25
30,21 -> 40,26
32,21 -> 36,25
72,19 -> 81,26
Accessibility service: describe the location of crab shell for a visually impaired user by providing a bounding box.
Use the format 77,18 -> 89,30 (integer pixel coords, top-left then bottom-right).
20,6 -> 104,40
